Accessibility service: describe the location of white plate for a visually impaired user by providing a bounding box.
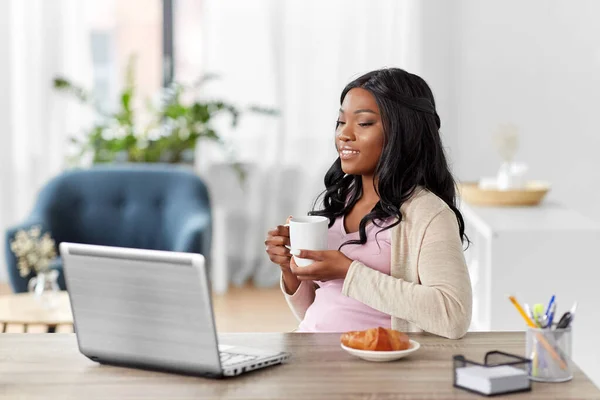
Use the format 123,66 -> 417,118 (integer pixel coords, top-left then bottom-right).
340,339 -> 421,362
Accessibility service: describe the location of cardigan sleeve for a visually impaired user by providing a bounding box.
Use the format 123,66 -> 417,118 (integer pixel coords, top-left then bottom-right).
280,274 -> 317,322
341,208 -> 472,339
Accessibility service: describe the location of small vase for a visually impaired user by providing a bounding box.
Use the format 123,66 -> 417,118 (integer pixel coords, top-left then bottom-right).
28,270 -> 60,309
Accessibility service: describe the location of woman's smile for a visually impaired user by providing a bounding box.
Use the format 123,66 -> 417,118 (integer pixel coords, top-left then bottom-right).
339,146 -> 360,160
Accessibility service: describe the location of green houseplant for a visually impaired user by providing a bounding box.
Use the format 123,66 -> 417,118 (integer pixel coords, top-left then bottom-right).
54,58 -> 276,182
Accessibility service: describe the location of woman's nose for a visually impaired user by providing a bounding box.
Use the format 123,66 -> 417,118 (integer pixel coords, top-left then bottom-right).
337,125 -> 355,141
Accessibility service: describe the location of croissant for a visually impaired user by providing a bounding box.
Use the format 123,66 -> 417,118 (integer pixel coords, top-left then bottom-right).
341,327 -> 410,351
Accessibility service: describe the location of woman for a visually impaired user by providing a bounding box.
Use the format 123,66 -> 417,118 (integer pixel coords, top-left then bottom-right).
265,68 -> 472,339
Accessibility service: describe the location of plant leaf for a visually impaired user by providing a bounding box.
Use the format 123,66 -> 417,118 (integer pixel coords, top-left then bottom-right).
53,77 -> 90,103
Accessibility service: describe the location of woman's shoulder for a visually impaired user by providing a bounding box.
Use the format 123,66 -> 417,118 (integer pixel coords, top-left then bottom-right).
399,186 -> 453,224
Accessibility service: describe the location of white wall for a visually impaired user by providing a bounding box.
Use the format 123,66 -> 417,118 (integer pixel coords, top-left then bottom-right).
416,1 -> 458,170
451,0 -> 600,223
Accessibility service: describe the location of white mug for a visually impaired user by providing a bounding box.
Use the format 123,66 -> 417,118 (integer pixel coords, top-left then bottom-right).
286,216 -> 329,267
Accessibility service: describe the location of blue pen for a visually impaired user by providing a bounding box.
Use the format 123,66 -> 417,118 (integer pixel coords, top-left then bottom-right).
546,302 -> 556,328
545,295 -> 556,320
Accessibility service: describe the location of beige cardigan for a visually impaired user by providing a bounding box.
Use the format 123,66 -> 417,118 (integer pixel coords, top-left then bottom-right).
280,188 -> 472,339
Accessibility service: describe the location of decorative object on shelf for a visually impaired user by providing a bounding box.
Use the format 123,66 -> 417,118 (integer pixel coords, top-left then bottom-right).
489,123 -> 528,190
9,226 -> 59,308
53,56 -> 278,183
460,123 -> 550,206
459,181 -> 551,207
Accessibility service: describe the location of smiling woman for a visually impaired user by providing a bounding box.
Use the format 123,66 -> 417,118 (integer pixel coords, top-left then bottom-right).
265,68 -> 472,339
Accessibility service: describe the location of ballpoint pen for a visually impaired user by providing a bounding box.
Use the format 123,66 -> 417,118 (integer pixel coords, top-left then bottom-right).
546,302 -> 557,328
545,295 -> 556,320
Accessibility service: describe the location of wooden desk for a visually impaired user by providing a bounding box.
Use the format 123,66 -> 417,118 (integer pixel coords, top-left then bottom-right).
0,332 -> 597,399
0,292 -> 73,333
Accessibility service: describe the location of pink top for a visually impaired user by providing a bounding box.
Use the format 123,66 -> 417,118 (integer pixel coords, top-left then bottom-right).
297,216 -> 393,332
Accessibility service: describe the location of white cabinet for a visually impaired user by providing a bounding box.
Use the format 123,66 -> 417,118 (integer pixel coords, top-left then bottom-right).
461,201 -> 600,385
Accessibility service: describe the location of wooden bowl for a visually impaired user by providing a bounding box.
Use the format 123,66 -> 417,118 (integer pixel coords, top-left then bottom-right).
459,181 -> 551,206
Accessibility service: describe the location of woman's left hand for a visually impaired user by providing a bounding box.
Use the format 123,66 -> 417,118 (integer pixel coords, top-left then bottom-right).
289,250 -> 354,281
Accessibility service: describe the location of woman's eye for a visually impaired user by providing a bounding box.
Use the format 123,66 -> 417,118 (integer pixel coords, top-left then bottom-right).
336,120 -> 346,127
358,122 -> 374,127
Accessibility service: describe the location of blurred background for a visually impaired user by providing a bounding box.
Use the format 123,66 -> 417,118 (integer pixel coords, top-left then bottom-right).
1,0 -> 599,381
2,0 -> 599,284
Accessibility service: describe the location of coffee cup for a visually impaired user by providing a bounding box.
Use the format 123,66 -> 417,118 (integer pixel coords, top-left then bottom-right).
285,216 -> 328,267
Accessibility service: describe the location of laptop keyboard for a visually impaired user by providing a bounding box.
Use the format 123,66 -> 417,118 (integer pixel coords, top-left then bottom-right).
220,352 -> 259,366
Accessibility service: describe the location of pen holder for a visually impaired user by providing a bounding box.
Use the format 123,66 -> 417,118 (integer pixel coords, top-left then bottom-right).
526,326 -> 572,382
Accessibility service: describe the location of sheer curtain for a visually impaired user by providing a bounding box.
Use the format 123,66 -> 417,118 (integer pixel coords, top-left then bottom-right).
197,0 -> 421,290
0,0 -> 91,282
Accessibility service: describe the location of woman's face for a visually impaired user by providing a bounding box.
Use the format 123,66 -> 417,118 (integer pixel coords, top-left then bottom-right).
336,88 -> 384,177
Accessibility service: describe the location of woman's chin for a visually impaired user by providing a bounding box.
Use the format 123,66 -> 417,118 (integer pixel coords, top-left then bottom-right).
341,164 -> 361,175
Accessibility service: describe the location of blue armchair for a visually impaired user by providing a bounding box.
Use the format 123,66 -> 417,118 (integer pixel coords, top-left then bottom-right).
5,164 -> 212,293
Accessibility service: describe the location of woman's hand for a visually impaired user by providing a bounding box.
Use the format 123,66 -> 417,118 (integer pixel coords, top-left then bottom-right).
265,223 -> 291,272
265,218 -> 300,294
290,250 -> 353,282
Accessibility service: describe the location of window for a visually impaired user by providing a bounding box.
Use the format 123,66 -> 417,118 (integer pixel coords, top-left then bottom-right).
173,0 -> 205,84
87,0 -> 202,113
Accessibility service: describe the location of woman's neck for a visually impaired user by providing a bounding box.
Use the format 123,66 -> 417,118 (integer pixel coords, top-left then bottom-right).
360,175 -> 379,205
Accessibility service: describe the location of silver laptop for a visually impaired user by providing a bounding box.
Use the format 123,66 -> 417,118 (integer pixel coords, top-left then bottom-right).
60,242 -> 290,378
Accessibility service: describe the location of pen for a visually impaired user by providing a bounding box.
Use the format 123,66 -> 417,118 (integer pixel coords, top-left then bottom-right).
546,302 -> 556,328
556,302 -> 578,329
533,303 -> 545,328
524,303 -> 533,320
532,303 -> 546,372
545,295 -> 556,319
570,301 -> 578,324
556,312 -> 571,329
508,296 -> 536,328
508,296 -> 568,370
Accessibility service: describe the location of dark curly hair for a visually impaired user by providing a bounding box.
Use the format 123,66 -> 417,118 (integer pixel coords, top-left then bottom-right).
310,68 -> 468,249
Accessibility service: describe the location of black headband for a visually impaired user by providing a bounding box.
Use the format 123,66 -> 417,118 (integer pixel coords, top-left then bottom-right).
382,93 -> 436,115
381,93 -> 440,128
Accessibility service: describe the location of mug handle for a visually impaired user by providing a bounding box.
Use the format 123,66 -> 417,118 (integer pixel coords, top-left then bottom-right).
284,222 -> 290,249
284,217 -> 294,252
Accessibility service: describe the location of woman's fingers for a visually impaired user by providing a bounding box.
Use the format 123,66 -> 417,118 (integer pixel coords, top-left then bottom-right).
276,224 -> 290,238
267,226 -> 289,237
264,235 -> 290,247
265,244 -> 290,257
265,217 -> 293,268
297,275 -> 321,281
294,249 -> 325,261
269,255 -> 290,266
290,262 -> 321,276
